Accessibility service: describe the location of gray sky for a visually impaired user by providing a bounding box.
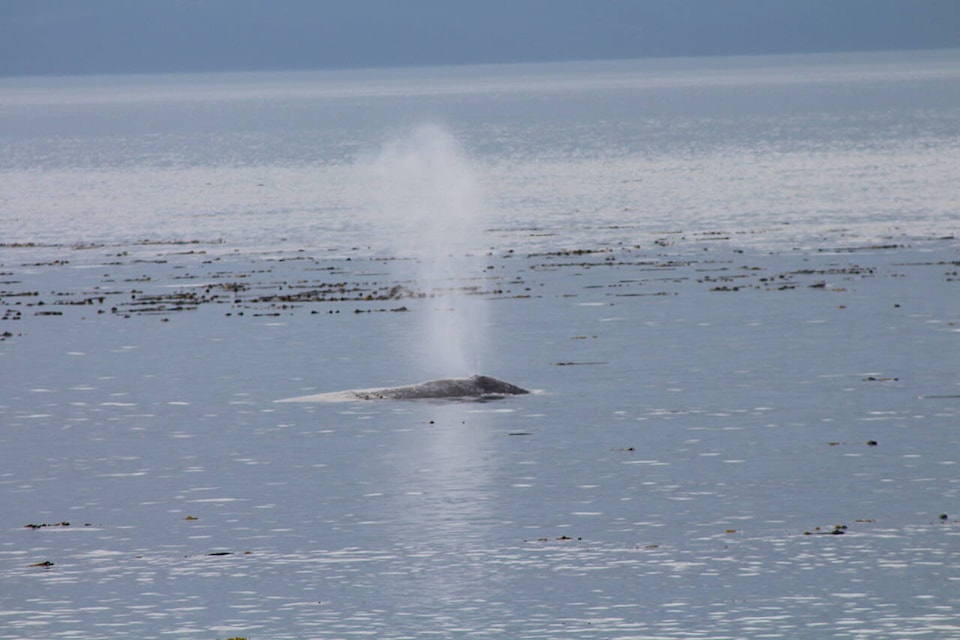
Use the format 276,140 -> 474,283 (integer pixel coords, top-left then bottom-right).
1,0 -> 958,76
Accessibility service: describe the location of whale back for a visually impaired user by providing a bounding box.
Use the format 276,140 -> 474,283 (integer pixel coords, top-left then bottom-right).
354,375 -> 529,400
277,374 -> 529,402
471,375 -> 530,396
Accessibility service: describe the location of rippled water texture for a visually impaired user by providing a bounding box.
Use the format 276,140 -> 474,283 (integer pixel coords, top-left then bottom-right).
1,50 -> 959,638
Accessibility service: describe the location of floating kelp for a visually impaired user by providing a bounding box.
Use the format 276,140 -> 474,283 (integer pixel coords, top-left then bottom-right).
24,521 -> 71,529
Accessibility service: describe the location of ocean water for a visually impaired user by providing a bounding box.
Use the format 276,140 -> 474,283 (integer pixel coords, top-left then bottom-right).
2,49 -> 959,253
1,50 -> 960,639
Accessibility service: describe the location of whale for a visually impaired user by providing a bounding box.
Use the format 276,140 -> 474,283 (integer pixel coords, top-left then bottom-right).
276,374 -> 529,402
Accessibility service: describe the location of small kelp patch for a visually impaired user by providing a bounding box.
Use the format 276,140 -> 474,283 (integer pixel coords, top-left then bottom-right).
804,524 -> 849,535
24,521 -> 72,530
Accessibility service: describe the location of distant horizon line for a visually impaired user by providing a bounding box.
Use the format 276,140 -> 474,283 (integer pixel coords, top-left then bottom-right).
2,44 -> 956,81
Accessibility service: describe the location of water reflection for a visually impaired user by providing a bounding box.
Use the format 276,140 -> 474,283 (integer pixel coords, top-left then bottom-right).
374,402 -> 504,609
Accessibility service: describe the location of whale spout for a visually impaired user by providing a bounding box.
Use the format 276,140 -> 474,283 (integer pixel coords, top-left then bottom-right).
276,374 -> 529,403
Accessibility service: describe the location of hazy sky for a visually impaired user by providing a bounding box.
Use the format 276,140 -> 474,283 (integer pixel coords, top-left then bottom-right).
2,0 -> 958,76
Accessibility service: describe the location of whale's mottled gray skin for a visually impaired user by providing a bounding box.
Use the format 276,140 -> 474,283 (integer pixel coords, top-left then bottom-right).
275,375 -> 530,403
352,375 -> 529,400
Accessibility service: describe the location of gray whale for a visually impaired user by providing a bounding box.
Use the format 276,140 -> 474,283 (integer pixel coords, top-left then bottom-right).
277,375 -> 529,403
354,375 -> 529,400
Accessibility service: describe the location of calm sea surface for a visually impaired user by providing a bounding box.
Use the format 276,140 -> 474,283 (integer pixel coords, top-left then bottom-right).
1,50 -> 959,639
2,49 -> 959,252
